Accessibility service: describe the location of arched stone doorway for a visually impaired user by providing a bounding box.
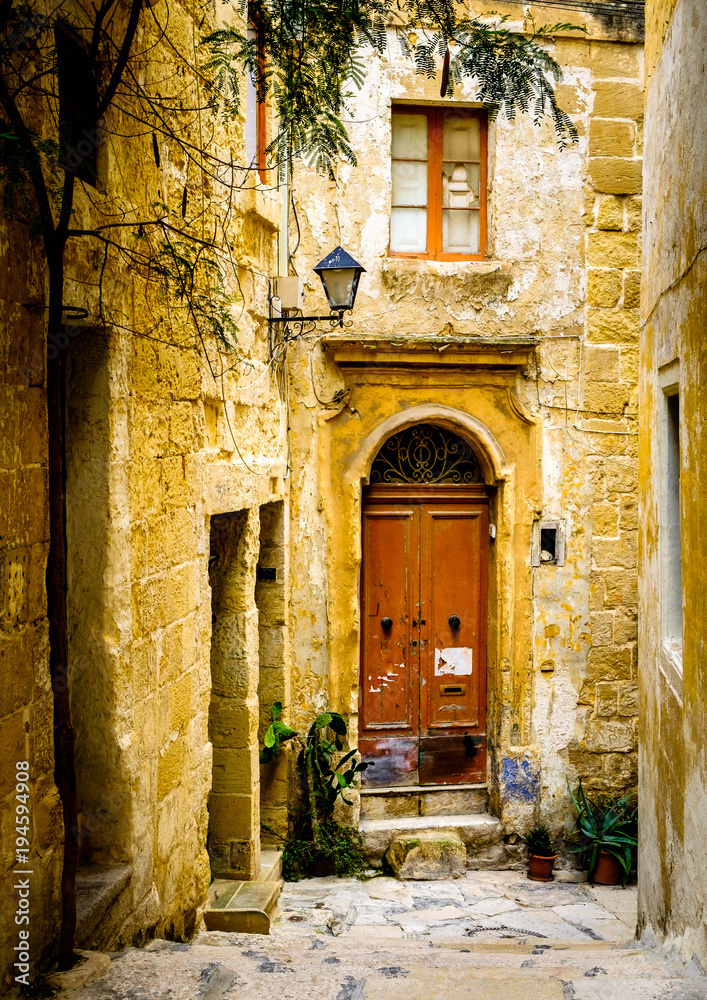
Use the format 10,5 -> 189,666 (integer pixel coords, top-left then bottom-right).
359,423 -> 489,787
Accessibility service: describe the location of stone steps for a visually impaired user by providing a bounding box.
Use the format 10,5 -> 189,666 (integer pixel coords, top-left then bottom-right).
360,812 -> 503,869
360,782 -> 489,821
203,849 -> 283,935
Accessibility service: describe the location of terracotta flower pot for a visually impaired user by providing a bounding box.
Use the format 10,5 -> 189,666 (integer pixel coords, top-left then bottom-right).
591,849 -> 623,885
527,853 -> 557,882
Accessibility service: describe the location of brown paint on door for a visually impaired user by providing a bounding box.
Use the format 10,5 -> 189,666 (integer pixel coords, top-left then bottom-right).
360,485 -> 488,786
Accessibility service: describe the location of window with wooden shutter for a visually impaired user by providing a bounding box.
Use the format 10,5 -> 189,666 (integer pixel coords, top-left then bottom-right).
390,105 -> 487,261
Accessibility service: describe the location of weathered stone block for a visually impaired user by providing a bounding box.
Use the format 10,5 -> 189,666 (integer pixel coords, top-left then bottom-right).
169,672 -> 192,733
590,120 -> 635,159
582,381 -> 629,414
587,269 -> 622,308
587,308 -> 639,344
603,752 -> 637,787
603,569 -> 638,607
593,501 -> 618,536
589,571 -> 607,612
596,682 -> 619,717
582,719 -> 635,753
0,710 -> 28,797
157,738 -> 184,800
590,43 -> 640,80
208,792 -> 256,841
591,611 -> 615,646
596,196 -> 624,231
553,83 -> 581,115
592,82 -> 644,120
592,532 -> 637,569
623,270 -> 641,308
209,699 -> 255,750
618,683 -> 639,717
625,198 -> 642,233
384,833 -> 466,880
587,232 -> 639,269
619,496 -> 639,531
587,646 -> 632,681
166,562 -> 197,623
211,745 -> 259,795
614,608 -> 638,644
606,464 -> 638,493
584,346 -> 621,384
590,158 -> 642,195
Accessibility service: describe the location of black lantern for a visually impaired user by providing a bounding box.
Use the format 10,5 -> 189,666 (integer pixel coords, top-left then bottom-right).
313,245 -> 366,314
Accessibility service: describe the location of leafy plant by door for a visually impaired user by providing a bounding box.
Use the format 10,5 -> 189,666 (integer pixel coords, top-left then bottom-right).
260,703 -> 373,879
566,778 -> 637,887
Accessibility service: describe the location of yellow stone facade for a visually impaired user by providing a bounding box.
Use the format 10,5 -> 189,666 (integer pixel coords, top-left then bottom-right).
639,0 -> 707,970
1,1 -> 647,991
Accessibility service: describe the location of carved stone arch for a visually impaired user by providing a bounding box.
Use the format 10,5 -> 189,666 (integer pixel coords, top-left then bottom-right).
344,404 -> 509,486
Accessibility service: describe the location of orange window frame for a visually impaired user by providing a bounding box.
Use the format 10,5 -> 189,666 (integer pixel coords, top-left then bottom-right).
390,105 -> 488,262
255,21 -> 267,184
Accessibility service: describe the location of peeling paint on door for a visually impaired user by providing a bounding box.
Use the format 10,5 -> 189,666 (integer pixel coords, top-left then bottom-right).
435,647 -> 473,676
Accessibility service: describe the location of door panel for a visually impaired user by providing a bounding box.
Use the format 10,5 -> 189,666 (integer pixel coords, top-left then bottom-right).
360,494 -> 487,787
360,507 -> 420,786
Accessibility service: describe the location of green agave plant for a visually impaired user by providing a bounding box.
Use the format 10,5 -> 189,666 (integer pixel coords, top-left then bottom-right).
566,778 -> 637,887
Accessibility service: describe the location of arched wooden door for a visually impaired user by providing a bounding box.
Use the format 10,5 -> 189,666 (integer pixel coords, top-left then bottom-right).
359,425 -> 488,786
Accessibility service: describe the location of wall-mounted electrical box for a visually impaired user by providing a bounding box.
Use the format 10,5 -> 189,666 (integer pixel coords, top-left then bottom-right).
272,276 -> 304,312
531,519 -> 565,567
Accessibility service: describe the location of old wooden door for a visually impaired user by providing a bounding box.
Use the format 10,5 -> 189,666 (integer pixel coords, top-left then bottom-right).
360,486 -> 488,786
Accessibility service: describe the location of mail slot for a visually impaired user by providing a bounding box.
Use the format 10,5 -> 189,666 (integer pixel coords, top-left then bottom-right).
440,683 -> 466,696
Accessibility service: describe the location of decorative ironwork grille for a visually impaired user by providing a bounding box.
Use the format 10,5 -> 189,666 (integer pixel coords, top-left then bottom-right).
370,424 -> 483,485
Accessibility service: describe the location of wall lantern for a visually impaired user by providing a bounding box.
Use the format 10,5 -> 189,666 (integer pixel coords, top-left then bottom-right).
313,245 -> 365,315
269,245 -> 365,340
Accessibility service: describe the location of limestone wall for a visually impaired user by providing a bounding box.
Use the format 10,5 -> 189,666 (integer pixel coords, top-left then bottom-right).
639,0 -> 707,969
0,0 -> 286,988
285,4 -> 644,839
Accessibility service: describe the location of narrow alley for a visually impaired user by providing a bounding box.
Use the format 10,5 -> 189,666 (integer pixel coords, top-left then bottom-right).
2,0 -> 706,996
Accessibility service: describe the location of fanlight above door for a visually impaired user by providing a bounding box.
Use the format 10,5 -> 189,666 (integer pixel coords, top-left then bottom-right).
369,423 -> 483,485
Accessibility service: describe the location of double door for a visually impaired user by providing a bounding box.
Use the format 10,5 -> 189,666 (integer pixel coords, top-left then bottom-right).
360,489 -> 488,786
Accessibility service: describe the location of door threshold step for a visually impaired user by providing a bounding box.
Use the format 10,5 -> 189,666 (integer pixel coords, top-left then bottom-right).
360,782 -> 487,795
360,812 -> 502,866
204,877 -> 282,935
360,783 -> 489,822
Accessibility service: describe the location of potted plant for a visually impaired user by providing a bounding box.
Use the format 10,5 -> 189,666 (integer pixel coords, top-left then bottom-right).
566,779 -> 637,886
524,824 -> 558,881
260,703 -> 373,880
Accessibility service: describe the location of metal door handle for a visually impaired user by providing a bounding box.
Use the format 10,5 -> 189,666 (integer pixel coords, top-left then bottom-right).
448,615 -> 461,631
381,617 -> 393,631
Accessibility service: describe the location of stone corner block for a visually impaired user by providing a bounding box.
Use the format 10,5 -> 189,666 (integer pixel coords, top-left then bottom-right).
384,833 -> 466,880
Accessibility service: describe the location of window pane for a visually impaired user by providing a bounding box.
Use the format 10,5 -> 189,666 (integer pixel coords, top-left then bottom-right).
442,163 -> 479,208
442,209 -> 479,254
392,114 -> 428,160
391,207 -> 427,252
392,161 -> 427,206
443,117 -> 480,161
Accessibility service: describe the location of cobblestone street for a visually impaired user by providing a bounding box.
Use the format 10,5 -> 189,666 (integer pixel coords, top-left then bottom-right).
53,872 -> 707,1000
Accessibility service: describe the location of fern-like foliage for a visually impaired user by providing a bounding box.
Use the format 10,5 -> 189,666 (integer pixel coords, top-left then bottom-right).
203,1 -> 582,177
147,232 -> 241,353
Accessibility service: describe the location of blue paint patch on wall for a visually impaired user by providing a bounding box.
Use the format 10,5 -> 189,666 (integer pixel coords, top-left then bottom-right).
501,755 -> 540,802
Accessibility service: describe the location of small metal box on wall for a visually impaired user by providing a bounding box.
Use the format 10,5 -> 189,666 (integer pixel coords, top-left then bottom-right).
531,519 -> 566,567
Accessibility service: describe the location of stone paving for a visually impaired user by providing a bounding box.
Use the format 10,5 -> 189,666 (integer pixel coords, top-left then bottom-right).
273,868 -> 639,942
51,871 -> 707,1000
